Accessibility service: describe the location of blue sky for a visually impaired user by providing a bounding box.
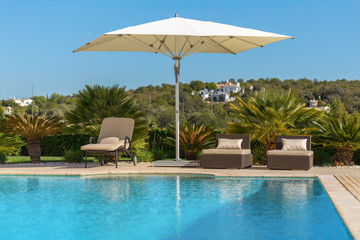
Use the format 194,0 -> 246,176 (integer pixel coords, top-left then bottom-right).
0,0 -> 359,99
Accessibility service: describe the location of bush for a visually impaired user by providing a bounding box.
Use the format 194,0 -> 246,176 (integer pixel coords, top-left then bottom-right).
313,148 -> 336,166
21,134 -> 90,156
352,149 -> 360,165
135,150 -> 153,162
0,152 -> 7,164
63,150 -> 84,163
251,141 -> 264,165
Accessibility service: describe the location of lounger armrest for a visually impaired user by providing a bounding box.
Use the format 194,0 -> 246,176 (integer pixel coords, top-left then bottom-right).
89,137 -> 97,144
124,136 -> 132,150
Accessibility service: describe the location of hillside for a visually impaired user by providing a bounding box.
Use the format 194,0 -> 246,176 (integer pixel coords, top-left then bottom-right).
2,77 -> 360,129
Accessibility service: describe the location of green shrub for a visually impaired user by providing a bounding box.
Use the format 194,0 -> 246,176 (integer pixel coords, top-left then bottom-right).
251,141 -> 264,165
152,148 -> 174,160
63,150 -> 84,163
352,149 -> 360,165
21,134 -> 90,156
0,152 -> 7,164
135,150 -> 153,162
313,148 -> 335,166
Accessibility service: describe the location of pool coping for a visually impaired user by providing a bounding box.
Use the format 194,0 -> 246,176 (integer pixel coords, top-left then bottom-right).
318,175 -> 360,240
0,164 -> 359,239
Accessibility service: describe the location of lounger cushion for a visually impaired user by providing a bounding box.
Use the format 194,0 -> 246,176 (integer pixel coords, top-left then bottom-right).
281,138 -> 307,151
217,138 -> 243,149
202,149 -> 251,155
267,150 -> 313,156
100,137 -> 120,144
81,140 -> 125,151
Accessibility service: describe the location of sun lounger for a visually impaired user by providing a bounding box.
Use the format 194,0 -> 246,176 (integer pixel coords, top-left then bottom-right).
81,117 -> 136,168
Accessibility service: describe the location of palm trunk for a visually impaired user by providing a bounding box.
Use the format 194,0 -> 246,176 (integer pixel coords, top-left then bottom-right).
27,139 -> 41,163
185,151 -> 198,160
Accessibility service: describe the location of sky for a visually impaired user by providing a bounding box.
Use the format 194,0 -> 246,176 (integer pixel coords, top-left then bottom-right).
0,0 -> 359,99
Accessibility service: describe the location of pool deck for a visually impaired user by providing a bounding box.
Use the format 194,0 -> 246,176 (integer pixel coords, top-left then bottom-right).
1,163 -> 360,239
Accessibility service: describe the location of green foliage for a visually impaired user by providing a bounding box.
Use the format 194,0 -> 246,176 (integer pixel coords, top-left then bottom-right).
0,152 -> 7,164
131,135 -> 149,158
148,125 -> 173,152
351,149 -> 360,165
63,149 -> 84,163
0,133 -> 25,155
313,114 -> 360,150
313,148 -> 334,166
135,150 -> 153,162
65,84 -> 148,140
228,89 -> 322,150
328,99 -> 348,119
251,141 -> 265,165
2,113 -> 64,141
189,80 -> 205,91
206,82 -> 217,90
168,123 -> 216,160
38,134 -> 90,156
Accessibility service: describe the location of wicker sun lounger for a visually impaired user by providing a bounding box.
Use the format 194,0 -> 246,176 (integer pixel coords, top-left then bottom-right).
200,134 -> 253,169
267,135 -> 313,170
81,117 -> 136,168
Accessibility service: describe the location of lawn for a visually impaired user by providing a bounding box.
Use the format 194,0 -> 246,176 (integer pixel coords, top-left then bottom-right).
6,156 -> 97,164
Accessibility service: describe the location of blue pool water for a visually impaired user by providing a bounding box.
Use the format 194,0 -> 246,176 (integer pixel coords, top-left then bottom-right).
0,175 -> 352,240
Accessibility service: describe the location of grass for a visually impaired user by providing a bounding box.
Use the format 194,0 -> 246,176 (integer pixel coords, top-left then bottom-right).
6,156 -> 97,164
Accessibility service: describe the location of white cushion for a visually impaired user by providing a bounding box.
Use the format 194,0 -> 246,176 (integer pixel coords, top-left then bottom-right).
202,149 -> 251,155
281,138 -> 307,151
217,138 -> 243,149
100,137 -> 120,144
81,140 -> 125,151
267,150 -> 313,156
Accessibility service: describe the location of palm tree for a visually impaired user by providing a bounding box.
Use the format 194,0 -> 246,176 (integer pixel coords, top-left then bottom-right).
168,123 -> 216,160
2,114 -> 64,163
227,89 -> 321,164
65,85 -> 148,140
313,114 -> 360,165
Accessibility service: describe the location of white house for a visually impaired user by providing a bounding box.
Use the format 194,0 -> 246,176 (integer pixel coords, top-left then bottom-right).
199,81 -> 241,102
3,106 -> 13,115
9,97 -> 33,107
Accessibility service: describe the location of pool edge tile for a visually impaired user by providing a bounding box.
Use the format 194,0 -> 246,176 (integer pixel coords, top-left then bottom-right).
318,175 -> 360,240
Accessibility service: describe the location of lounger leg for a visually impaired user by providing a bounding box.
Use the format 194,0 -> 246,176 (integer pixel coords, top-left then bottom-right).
85,152 -> 87,168
116,150 -> 118,168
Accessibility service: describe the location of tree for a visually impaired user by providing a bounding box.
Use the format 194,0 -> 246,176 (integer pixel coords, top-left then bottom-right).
2,114 -> 64,163
227,89 -> 322,164
206,82 -> 217,90
328,99 -> 348,119
65,85 -> 148,140
189,80 -> 205,91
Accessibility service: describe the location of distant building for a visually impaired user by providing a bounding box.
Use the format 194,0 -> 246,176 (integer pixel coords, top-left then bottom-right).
3,106 -> 13,115
9,97 -> 33,107
309,99 -> 318,108
307,99 -> 330,113
199,81 -> 246,102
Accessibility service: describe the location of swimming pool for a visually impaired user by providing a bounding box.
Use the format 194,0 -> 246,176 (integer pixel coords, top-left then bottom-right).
0,175 -> 352,240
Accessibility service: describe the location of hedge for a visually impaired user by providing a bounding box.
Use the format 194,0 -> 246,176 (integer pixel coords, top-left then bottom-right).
21,134 -> 90,156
